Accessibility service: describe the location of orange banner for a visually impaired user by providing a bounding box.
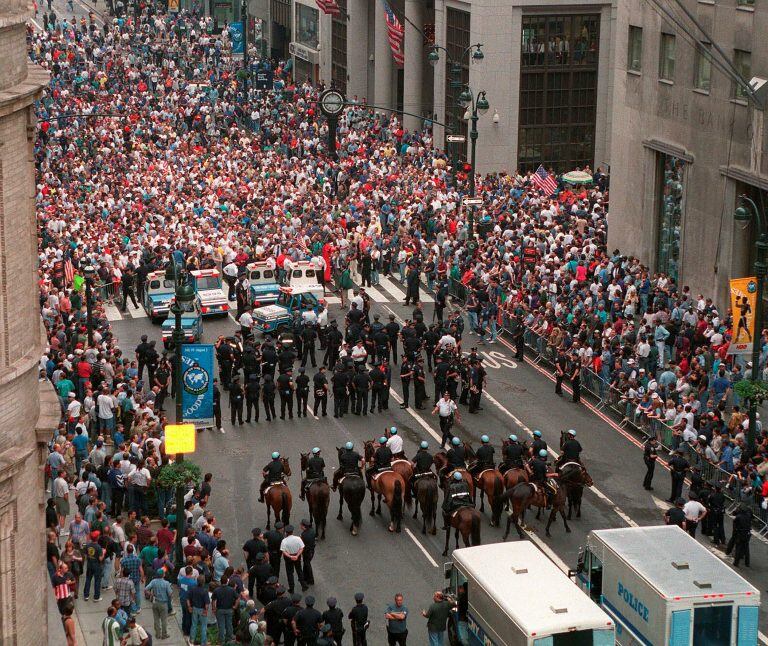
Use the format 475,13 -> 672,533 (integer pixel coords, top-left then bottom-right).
729,277 -> 758,355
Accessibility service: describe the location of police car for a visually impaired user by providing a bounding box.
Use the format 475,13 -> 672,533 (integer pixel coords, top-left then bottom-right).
161,296 -> 204,349
246,261 -> 280,308
253,286 -> 323,335
189,269 -> 229,317
143,270 -> 175,322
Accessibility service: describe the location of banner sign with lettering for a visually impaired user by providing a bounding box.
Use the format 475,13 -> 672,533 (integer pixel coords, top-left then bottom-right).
229,22 -> 244,54
729,277 -> 757,355
180,344 -> 214,428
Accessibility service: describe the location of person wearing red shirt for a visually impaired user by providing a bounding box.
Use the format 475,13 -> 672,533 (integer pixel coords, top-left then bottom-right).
156,519 -> 176,557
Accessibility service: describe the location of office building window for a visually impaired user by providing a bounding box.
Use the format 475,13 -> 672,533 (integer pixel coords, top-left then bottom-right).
734,49 -> 751,100
331,0 -> 347,94
518,14 -> 600,171
659,33 -> 675,81
444,7 -> 470,156
627,26 -> 642,72
737,0 -> 754,6
694,42 -> 711,91
296,3 -> 319,50
656,153 -> 685,283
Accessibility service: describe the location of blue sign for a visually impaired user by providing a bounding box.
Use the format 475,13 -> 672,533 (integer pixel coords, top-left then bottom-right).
229,22 -> 244,54
181,344 -> 214,428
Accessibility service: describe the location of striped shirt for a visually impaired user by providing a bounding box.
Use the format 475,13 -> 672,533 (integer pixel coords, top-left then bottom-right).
114,576 -> 135,607
121,553 -> 142,581
102,616 -> 121,646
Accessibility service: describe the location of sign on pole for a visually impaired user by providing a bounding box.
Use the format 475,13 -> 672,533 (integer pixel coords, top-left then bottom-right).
165,424 -> 196,454
729,277 -> 758,355
462,197 -> 483,206
180,344 -> 215,428
446,134 -> 466,143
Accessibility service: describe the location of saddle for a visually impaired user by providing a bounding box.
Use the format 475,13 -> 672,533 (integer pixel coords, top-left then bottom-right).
264,480 -> 286,496
413,471 -> 436,480
557,461 -> 582,472
474,468 -> 494,482
371,468 -> 394,483
304,477 -> 327,491
392,458 -> 411,467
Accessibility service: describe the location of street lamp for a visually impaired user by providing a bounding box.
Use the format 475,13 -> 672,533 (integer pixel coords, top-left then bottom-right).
165,262 -> 196,568
463,89 -> 489,253
733,195 -> 768,453
83,265 -> 96,347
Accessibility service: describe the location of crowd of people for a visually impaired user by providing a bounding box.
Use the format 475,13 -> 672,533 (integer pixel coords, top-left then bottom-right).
33,1 -> 768,644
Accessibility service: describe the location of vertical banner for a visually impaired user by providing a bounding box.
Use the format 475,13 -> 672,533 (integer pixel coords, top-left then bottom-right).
729,277 -> 758,355
168,0 -> 179,12
180,344 -> 215,428
229,22 -> 244,54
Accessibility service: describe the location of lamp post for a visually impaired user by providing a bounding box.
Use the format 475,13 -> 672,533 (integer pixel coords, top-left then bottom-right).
458,88 -> 489,253
83,265 -> 96,347
165,263 -> 197,568
734,195 -> 768,453
427,43 -> 484,187
241,0 -> 249,94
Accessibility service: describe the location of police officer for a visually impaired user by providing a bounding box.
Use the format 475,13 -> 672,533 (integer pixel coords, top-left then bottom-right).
299,519 -> 316,586
121,265 -> 139,311
442,471 -> 473,528
424,324 -> 440,373
301,322 -> 318,368
217,338 -> 235,390
282,594 -> 303,646
369,362 -> 387,414
399,357 -> 413,409
352,366 -> 371,416
559,429 -> 582,465
213,378 -> 222,431
261,338 -> 278,380
331,365 -> 349,418
324,321 -> 343,368
322,597 -> 345,645
413,357 -> 428,409
411,440 -> 434,496
642,436 -> 659,490
500,434 -> 524,474
153,357 -> 170,412
385,315 -> 400,364
555,347 -> 568,395
366,437 -> 393,488
229,375 -> 244,425
709,482 -> 726,547
727,504 -> 752,567
445,436 -> 466,477
296,368 -> 310,418
313,366 -> 328,417
433,354 -> 450,402
135,335 -> 150,382
265,586 -> 291,643
264,523 -> 285,578
531,430 -> 547,457
248,552 -> 273,603
259,452 -> 286,503
262,373 -> 277,421
470,435 -> 495,478
245,374 -> 260,423
529,449 -> 555,506
145,340 -> 160,386
278,369 -> 295,420
293,595 -> 323,646
373,325 -> 390,365
667,449 -> 689,503
333,442 -> 363,491
348,592 -> 369,646
301,448 -> 325,501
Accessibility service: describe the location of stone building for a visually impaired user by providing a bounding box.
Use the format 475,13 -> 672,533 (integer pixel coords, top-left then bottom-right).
0,1 -> 55,643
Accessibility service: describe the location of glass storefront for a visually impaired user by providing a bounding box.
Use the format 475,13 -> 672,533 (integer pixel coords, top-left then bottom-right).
656,153 -> 685,283
296,3 -> 319,50
518,14 -> 600,171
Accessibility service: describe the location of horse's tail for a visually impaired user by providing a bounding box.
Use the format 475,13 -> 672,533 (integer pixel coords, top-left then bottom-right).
491,474 -> 504,525
423,480 -> 437,528
280,490 -> 290,525
349,478 -> 364,528
392,479 -> 403,523
403,477 -> 413,508
470,510 -> 481,546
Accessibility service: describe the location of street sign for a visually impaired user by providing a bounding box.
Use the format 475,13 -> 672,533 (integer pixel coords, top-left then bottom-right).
447,135 -> 466,143
462,197 -> 483,206
165,424 -> 196,454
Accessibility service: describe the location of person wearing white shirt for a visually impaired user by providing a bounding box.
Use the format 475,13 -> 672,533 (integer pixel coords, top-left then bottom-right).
432,394 -> 460,448
386,428 -> 404,457
682,495 -> 707,538
239,310 -> 254,338
350,341 -> 368,365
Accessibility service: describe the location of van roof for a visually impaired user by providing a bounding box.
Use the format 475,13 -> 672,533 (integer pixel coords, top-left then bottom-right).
590,526 -> 759,599
452,543 -> 612,636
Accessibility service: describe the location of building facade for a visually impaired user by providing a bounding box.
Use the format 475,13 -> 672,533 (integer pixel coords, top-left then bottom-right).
0,1 -> 55,644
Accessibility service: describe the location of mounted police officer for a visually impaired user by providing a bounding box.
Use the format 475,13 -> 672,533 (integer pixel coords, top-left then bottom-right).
301,447 -> 326,501
529,449 -> 556,507
386,426 -> 405,459
366,436 -> 393,488
442,471 -> 473,529
530,430 -> 547,457
499,434 -> 524,474
411,440 -> 434,495
259,452 -> 286,502
557,429 -> 583,468
469,435 -> 495,479
442,436 -> 466,479
332,442 -> 362,491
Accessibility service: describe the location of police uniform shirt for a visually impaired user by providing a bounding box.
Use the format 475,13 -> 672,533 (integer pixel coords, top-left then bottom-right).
264,460 -> 284,480
294,607 -> 323,637
561,439 -> 582,459
300,526 -> 316,549
322,607 -> 344,636
373,330 -> 389,348
296,374 -> 310,391
277,373 -> 293,394
306,456 -> 325,478
504,443 -> 523,461
399,362 -> 412,379
369,368 -> 385,388
313,373 -> 328,394
476,445 -> 494,463
246,380 -> 260,399
375,446 -> 393,468
331,371 -> 348,392
643,442 -> 658,461
348,604 -> 368,631
352,371 -> 370,391
340,450 -> 361,471
413,450 -> 433,472
264,530 -> 282,553
446,446 -> 465,467
530,459 -> 548,482
243,537 -> 268,563
436,399 -> 457,417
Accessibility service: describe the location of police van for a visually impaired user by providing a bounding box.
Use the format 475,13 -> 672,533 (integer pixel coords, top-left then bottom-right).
246,261 -> 281,308
287,261 -> 324,298
189,269 -> 229,317
575,526 -> 760,645
444,542 -> 615,646
142,270 -> 175,322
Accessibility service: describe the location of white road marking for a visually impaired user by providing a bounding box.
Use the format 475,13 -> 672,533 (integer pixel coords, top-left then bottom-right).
404,527 -> 439,568
522,528 -> 572,574
377,276 -> 406,301
104,302 -> 123,321
388,390 -> 442,444
418,288 -> 434,304
30,17 -> 42,30
354,285 -> 388,303
305,404 -> 318,420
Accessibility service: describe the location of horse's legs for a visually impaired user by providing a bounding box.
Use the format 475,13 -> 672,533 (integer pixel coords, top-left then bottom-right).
576,493 -> 582,518
266,504 -> 271,530
454,527 -> 460,550
369,488 -> 376,516
503,513 -> 511,540
516,508 -> 525,539
337,491 -> 344,521
479,487 -> 485,513
376,493 -> 382,515
567,492 -> 573,520
412,496 -> 419,520
442,525 -> 450,556
561,506 -> 572,533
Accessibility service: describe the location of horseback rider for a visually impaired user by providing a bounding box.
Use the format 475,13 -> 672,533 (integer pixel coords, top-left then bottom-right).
530,430 -> 547,458
259,452 -> 286,502
410,440 -> 435,495
386,426 -> 405,460
499,434 -> 524,474
528,449 -> 556,507
366,436 -> 393,488
332,441 -> 363,491
442,436 -> 466,480
442,471 -> 473,529
469,435 -> 495,479
556,429 -> 583,469
300,447 -> 326,501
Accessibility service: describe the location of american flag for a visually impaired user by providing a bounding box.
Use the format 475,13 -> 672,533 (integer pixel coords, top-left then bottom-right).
315,0 -> 341,16
382,0 -> 404,66
532,165 -> 557,195
64,258 -> 75,285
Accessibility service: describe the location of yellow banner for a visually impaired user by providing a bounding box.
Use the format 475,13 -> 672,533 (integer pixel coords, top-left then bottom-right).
168,0 -> 179,11
730,277 -> 758,355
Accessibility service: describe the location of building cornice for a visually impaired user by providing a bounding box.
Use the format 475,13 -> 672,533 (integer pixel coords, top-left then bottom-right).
719,165 -> 768,193
0,64 -> 49,118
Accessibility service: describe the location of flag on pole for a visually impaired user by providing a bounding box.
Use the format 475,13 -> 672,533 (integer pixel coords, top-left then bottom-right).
316,0 -> 341,16
382,0 -> 404,67
64,258 -> 75,285
532,165 -> 558,195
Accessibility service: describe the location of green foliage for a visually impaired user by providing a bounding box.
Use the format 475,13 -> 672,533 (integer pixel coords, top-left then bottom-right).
156,460 -> 203,490
734,379 -> 768,403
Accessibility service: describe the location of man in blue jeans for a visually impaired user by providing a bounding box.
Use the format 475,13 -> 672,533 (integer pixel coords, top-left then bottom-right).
83,531 -> 105,601
212,577 -> 239,645
187,575 -> 210,646
385,593 -> 408,645
421,590 -> 453,646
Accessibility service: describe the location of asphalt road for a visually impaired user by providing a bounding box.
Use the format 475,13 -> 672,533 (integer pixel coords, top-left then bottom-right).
107,280 -> 768,639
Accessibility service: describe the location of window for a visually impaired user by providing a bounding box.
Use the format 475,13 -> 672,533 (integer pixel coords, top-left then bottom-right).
694,42 -> 711,91
445,7 -> 471,156
659,33 -> 676,81
627,26 -> 642,72
656,153 -> 685,283
734,49 -> 751,100
737,0 -> 754,6
331,0 -> 347,94
693,605 -> 733,646
296,3 -> 319,50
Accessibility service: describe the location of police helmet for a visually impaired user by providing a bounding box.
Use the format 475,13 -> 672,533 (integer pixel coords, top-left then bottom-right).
345,442 -> 353,450
379,437 -> 387,445
451,437 -> 461,446
390,426 -> 398,435
453,471 -> 463,481
509,434 -> 518,442
481,435 -> 489,443
420,441 -> 429,449
312,447 -> 320,454
533,430 -> 542,438
538,449 -> 547,458
272,452 -> 280,459
568,429 -> 576,437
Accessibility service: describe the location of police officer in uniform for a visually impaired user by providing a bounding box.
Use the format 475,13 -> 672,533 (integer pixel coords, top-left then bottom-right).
332,441 -> 363,491
373,325 -> 390,365
293,595 -> 323,646
442,471 -> 473,528
499,435 -> 524,474
352,366 -> 371,416
709,482 -> 726,547
369,363 -> 387,413
470,435 -> 495,478
281,594 -> 303,646
322,597 -> 345,645
433,354 -> 449,402
555,347 -> 568,395
530,430 -> 547,457
265,586 -> 291,643
557,429 -> 582,467
667,449 -> 689,503
331,365 -> 349,418
444,436 -> 466,478
229,375 -> 244,425
366,437 -> 393,488
410,441 -> 434,496
245,374 -> 260,423
145,340 -> 160,386
262,373 -> 277,421
248,552 -> 273,603
261,338 -> 278,380
727,504 -> 752,567
313,367 -> 328,417
348,592 -> 369,646
296,368 -> 311,418
399,358 -> 413,409
299,519 -> 316,586
135,335 -> 150,382
264,522 -> 284,578
324,321 -> 343,368
301,322 -> 318,368
529,449 -> 555,506
278,369 -> 295,420
301,447 -> 326,501
259,452 -> 286,502
642,436 -> 659,490
423,324 -> 440,372
413,357 -> 428,409
217,338 -> 235,390
385,315 -> 400,364
213,378 -> 222,431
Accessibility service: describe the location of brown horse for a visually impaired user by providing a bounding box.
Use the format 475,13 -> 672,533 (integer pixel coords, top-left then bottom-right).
442,507 -> 482,556
502,467 -> 529,490
300,453 -> 330,539
368,470 -> 406,532
264,458 -> 292,530
334,448 -> 366,536
364,440 -> 413,510
557,462 -> 593,520
501,481 -> 570,539
432,450 -> 475,500
474,468 -> 504,527
412,474 -> 439,535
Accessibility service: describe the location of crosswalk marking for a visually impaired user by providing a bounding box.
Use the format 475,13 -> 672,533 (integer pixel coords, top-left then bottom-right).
376,276 -> 406,301
127,301 -> 147,318
348,286 -> 388,303
418,287 -> 434,304
104,303 -> 123,321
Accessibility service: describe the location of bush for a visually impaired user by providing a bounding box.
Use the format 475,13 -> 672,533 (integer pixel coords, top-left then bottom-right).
156,460 -> 203,490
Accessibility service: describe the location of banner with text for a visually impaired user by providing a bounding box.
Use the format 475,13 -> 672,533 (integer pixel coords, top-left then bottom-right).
181,344 -> 215,428
729,277 -> 758,355
229,22 -> 244,54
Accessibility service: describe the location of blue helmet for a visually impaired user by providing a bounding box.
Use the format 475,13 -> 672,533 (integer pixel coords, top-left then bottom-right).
390,427 -> 398,435
420,441 -> 429,449
379,437 -> 387,445
481,435 -> 489,443
533,430 -> 542,438
453,471 -> 463,481
509,434 -> 518,442
538,449 -> 547,458
345,442 -> 353,450
312,447 -> 321,454
567,429 -> 576,437
451,437 -> 461,446
272,452 -> 280,459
